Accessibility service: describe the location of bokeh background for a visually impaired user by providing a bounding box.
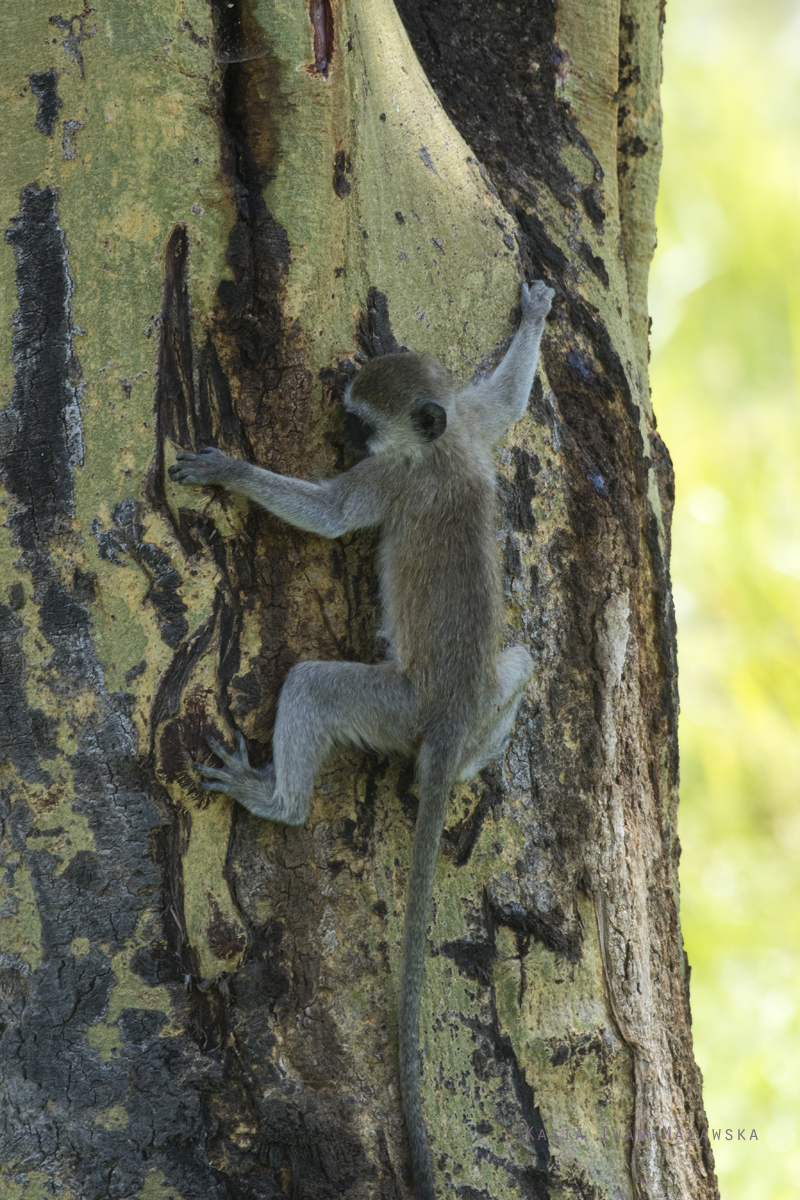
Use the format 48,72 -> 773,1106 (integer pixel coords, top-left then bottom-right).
649,0 -> 800,1196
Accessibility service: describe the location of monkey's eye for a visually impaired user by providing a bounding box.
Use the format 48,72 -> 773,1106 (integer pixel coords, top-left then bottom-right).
343,412 -> 375,455
412,401 -> 447,443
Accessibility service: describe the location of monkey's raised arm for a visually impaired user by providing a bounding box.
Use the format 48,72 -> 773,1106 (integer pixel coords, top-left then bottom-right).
461,280 -> 554,445
168,449 -> 387,537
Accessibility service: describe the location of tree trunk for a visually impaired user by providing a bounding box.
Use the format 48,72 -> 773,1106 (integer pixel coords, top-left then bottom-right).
0,1 -> 717,1198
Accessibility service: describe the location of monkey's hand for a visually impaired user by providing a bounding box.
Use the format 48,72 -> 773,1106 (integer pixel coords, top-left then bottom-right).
521,279 -> 555,323
195,734 -> 305,826
169,447 -> 238,488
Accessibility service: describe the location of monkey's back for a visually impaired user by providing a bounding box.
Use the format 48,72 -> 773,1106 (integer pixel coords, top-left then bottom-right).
377,435 -> 502,731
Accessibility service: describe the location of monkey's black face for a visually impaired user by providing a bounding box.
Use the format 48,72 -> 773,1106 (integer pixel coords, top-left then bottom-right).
343,411 -> 376,457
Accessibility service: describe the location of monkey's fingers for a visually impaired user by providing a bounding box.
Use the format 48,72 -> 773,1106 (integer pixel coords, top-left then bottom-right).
198,780 -> 231,794
235,731 -> 248,758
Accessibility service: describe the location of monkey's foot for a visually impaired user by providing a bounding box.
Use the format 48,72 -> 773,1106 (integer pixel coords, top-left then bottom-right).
521,279 -> 555,321
169,446 -> 233,486
194,733 -> 305,826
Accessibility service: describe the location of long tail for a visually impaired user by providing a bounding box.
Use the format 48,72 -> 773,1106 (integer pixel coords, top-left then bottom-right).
399,732 -> 461,1200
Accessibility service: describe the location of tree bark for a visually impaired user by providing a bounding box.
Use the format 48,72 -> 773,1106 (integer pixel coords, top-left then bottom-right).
0,1 -> 717,1199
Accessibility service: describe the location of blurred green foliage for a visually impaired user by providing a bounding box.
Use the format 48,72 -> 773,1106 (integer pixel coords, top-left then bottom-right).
650,0 -> 800,1196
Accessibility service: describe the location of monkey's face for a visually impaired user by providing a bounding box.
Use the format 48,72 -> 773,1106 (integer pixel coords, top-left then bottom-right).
344,353 -> 450,458
342,409 -> 376,458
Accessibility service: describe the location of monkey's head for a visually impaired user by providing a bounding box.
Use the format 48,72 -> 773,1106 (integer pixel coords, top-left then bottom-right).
343,353 -> 451,457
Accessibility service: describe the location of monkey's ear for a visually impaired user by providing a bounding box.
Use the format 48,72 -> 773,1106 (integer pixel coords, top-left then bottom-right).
413,401 -> 447,442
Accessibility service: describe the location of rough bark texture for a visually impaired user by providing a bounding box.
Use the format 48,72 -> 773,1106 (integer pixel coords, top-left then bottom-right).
0,2 -> 716,1199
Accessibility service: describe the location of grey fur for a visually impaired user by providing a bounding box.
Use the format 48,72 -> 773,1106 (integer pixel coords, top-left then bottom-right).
168,279 -> 553,1197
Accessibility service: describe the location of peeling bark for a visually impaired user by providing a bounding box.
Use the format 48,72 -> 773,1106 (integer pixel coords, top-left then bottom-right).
0,2 -> 716,1199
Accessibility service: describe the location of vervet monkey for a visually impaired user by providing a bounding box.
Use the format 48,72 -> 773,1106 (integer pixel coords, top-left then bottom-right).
169,279 -> 554,1199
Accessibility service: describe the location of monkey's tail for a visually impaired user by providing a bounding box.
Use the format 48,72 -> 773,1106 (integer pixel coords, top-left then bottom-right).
399,729 -> 463,1200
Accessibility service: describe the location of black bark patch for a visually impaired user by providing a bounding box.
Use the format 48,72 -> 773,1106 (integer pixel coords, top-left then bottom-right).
145,227 -> 259,604
516,208 -> 568,276
209,1088 -> 376,1199
504,535 -> 523,577
644,507 -> 679,775
212,42 -> 291,376
645,425 -> 679,775
212,0 -> 266,62
39,581 -> 90,642
489,895 -> 580,961
443,767 -> 504,866
358,287 -> 407,357
581,186 -> 606,227
620,134 -> 648,158
333,148 -> 352,197
439,937 -> 496,984
563,297 -> 637,416
7,582 -> 25,610
0,604 -> 58,780
578,241 -> 609,289
451,894 -> 552,1193
212,815 -> 380,1198
206,894 -> 247,961
528,375 -> 550,428
124,659 -> 147,684
151,605 -> 218,731
485,910 -> 552,1187
146,225 -> 213,538
92,499 -> 188,647
500,448 -> 541,533
2,185 -> 84,550
29,68 -> 62,135
395,0 -> 598,215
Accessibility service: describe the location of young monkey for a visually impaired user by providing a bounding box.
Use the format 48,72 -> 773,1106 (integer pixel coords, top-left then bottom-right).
169,279 -> 554,1200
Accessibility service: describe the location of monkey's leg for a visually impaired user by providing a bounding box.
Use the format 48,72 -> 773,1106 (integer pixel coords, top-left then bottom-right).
270,661 -> 416,823
457,644 -> 534,780
197,662 -> 416,825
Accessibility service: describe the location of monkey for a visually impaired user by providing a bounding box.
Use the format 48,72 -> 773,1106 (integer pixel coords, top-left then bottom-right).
168,279 -> 554,1200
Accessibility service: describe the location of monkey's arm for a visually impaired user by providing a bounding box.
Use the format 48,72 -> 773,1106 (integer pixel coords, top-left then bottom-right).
168,450 -> 387,536
461,280 -> 554,444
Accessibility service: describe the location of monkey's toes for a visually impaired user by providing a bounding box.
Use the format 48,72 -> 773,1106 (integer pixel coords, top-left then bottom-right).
194,760 -> 232,782
206,735 -> 238,766
168,461 -> 202,484
198,779 -> 230,794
